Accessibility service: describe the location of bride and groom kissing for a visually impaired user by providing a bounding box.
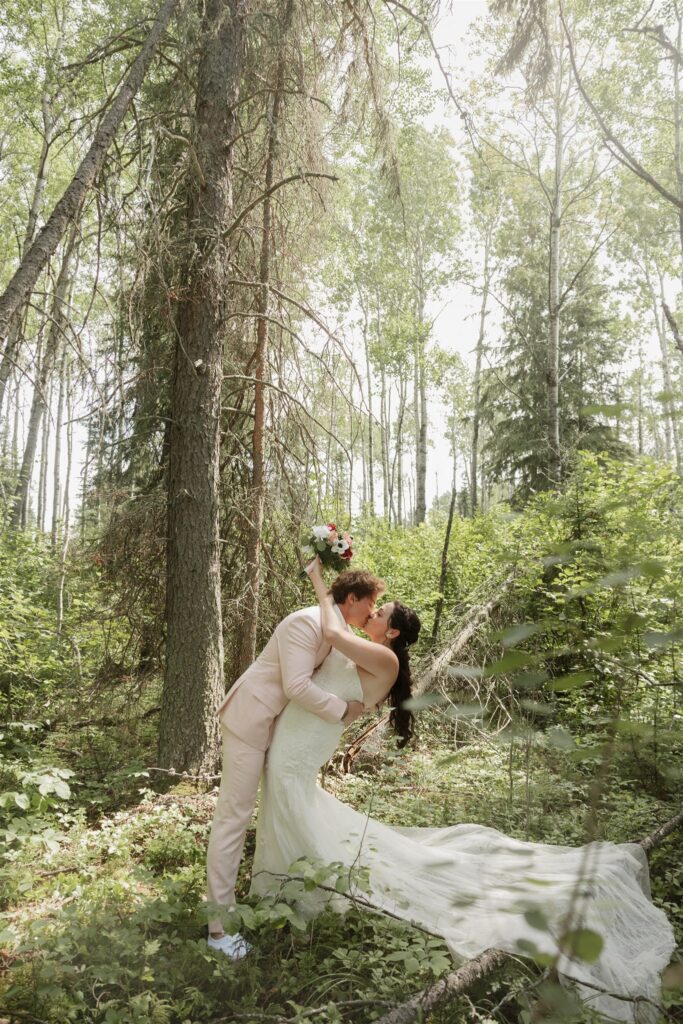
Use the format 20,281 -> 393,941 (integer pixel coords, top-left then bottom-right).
205,560 -> 675,1022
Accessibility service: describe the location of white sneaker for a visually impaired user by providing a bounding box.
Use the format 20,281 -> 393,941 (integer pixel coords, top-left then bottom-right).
207,932 -> 251,959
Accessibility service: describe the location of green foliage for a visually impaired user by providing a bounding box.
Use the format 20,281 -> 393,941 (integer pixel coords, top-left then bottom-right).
0,723 -> 74,861
2,439 -> 682,1024
1,726 -> 679,1024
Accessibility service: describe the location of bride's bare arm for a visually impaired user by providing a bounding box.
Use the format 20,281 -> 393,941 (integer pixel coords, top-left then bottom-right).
306,559 -> 398,684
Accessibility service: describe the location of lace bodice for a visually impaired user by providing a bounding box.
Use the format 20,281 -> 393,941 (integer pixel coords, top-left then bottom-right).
308,648 -> 363,702
265,649 -> 362,780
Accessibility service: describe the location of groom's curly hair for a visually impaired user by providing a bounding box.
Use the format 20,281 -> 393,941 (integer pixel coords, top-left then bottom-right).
329,569 -> 385,604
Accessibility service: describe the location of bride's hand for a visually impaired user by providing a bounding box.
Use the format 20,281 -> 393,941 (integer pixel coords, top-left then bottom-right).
304,555 -> 323,578
342,700 -> 365,726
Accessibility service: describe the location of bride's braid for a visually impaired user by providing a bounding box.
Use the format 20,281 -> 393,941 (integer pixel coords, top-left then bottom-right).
386,602 -> 421,748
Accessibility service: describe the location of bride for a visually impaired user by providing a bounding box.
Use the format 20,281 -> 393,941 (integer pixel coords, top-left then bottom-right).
251,559 -> 675,1022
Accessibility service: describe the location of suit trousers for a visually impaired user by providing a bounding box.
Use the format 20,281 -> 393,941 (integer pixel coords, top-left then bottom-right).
206,724 -> 265,934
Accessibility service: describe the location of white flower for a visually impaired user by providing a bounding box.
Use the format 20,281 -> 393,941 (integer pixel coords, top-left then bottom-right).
331,538 -> 349,554
312,524 -> 331,541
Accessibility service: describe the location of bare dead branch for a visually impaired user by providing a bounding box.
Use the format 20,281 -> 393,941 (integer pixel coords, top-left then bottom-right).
224,173 -> 339,239
559,2 -> 683,211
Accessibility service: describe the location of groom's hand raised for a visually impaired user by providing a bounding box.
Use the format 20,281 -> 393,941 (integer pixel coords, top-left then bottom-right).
341,700 -> 364,726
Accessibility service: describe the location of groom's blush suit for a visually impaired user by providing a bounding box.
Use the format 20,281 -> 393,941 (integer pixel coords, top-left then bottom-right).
206,605 -> 348,932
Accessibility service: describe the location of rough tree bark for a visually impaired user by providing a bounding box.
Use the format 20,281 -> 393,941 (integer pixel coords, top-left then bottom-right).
158,0 -> 247,775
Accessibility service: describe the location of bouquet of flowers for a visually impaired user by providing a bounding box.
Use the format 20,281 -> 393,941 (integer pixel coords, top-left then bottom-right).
300,523 -> 353,577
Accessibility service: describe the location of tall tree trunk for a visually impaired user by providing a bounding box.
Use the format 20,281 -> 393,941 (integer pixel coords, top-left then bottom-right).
396,396 -> 404,525
80,420 -> 91,542
674,12 -> 683,307
547,49 -> 563,487
363,314 -> 375,515
51,343 -> 66,548
0,0 -> 180,345
414,246 -> 428,524
37,377 -> 52,531
431,446 -> 457,644
653,271 -> 682,472
159,0 -> 246,776
11,373 -> 21,472
386,382 -> 397,524
380,364 -> 390,519
637,345 -> 644,456
57,356 -> 73,636
471,224 -> 492,515
237,0 -> 292,677
415,349 -> 428,523
11,226 -> 77,528
0,89 -> 56,416
411,225 -> 429,525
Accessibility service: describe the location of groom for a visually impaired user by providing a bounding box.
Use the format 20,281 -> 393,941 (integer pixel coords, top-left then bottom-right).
206,568 -> 384,956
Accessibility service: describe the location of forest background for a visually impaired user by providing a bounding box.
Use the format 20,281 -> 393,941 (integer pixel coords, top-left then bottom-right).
0,0 -> 682,1022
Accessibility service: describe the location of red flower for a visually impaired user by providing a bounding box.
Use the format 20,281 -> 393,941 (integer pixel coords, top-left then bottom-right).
328,522 -> 337,531
340,547 -> 353,560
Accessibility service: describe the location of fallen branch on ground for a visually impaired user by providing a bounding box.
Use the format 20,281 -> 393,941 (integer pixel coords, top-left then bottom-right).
374,949 -> 511,1024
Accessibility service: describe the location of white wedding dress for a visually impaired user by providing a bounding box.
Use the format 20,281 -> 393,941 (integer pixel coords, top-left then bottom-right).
251,650 -> 675,1022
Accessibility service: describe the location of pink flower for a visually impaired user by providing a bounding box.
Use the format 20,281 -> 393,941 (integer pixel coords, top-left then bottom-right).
328,530 -> 338,542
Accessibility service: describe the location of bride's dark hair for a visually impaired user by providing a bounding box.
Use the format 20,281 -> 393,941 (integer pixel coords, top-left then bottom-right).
386,602 -> 421,748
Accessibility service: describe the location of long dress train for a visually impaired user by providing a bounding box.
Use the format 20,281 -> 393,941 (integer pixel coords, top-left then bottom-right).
251,649 -> 676,1022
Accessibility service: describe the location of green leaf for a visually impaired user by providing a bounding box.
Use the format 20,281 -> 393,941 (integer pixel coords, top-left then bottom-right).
448,664 -> 483,680
404,956 -> 421,975
561,928 -> 604,963
519,699 -> 554,716
402,693 -> 446,710
547,671 -> 593,692
524,909 -> 550,931
238,906 -> 257,929
495,622 -> 545,648
513,670 -> 549,690
545,727 -> 575,750
515,938 -> 556,967
579,402 -> 632,417
484,650 -> 538,676
445,703 -> 482,719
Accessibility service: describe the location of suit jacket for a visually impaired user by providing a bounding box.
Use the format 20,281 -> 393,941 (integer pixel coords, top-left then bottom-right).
217,604 -> 348,751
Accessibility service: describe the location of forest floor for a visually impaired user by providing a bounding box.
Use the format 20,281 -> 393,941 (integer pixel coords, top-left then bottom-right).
1,725 -> 681,1024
